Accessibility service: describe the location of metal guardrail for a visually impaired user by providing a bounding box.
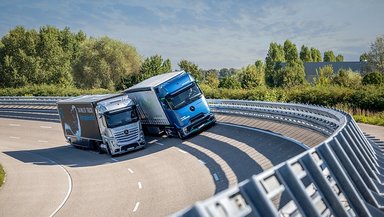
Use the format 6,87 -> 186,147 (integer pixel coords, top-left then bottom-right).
177,100 -> 384,216
0,97 -> 383,216
0,96 -> 65,122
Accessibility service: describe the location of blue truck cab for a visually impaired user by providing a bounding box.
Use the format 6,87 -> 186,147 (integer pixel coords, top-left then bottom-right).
124,70 -> 215,139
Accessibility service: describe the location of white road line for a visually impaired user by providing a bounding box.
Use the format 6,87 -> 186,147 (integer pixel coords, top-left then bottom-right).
199,160 -> 206,165
138,182 -> 142,189
9,124 -> 20,127
9,136 -> 20,139
40,126 -> 52,129
128,168 -> 134,174
219,122 -> 310,150
30,155 -> 73,217
38,140 -> 49,143
133,202 -> 140,212
178,149 -> 187,154
111,158 -> 118,162
213,173 -> 219,181
148,139 -> 158,144
156,142 -> 164,146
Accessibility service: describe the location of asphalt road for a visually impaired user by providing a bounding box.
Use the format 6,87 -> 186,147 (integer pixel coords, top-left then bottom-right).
0,117 -> 309,216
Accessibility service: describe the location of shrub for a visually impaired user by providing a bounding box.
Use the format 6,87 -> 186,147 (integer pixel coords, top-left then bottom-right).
0,85 -> 112,96
362,72 -> 384,85
332,68 -> 362,87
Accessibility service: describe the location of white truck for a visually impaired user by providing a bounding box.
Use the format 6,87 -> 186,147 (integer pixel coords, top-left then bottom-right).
57,94 -> 146,156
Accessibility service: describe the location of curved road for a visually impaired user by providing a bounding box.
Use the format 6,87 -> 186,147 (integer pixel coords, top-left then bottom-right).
0,116 -> 315,216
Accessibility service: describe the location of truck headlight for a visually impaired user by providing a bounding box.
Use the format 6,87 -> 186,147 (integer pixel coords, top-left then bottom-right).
183,127 -> 188,134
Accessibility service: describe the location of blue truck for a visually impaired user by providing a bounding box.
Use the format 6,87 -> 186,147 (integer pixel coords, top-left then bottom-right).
124,70 -> 215,139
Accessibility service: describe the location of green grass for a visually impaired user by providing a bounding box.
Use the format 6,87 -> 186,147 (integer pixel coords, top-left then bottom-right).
353,115 -> 384,126
0,164 -> 4,188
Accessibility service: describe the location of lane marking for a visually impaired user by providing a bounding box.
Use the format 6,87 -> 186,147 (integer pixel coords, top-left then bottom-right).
138,182 -> 142,189
148,139 -> 158,144
128,168 -> 134,174
133,202 -> 140,212
156,142 -> 164,146
40,126 -> 52,129
213,173 -> 219,181
111,158 -> 118,162
218,122 -> 310,150
38,140 -> 49,143
199,160 -> 206,165
9,136 -> 20,139
9,124 -> 20,127
178,149 -> 187,154
27,154 -> 73,217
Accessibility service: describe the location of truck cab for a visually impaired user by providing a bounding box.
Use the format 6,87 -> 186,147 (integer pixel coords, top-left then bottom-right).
157,72 -> 215,138
125,71 -> 215,139
95,95 -> 146,155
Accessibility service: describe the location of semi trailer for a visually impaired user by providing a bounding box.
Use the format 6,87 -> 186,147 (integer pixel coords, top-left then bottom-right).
124,70 -> 215,139
57,94 -> 146,156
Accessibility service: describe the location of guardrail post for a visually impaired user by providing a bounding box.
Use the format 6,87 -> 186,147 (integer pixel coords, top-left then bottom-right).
300,151 -> 349,217
317,142 -> 372,216
239,176 -> 279,217
278,163 -> 321,217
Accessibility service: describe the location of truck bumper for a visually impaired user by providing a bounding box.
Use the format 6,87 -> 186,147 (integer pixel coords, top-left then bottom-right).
182,113 -> 216,137
110,138 -> 146,156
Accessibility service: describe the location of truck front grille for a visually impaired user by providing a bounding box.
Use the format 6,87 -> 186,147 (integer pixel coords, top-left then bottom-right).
114,127 -> 139,145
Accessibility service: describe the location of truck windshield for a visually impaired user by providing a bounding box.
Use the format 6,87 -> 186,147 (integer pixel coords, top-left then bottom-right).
105,107 -> 138,128
165,83 -> 202,110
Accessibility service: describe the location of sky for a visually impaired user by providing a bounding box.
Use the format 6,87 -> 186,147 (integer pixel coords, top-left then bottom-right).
1,0 -> 383,69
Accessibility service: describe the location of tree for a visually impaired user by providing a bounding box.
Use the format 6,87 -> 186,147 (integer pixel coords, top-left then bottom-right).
300,45 -> 312,62
360,52 -> 369,62
178,59 -> 202,81
0,25 -> 86,88
313,65 -> 334,86
336,54 -> 344,62
265,42 -> 285,87
139,55 -> 171,80
238,63 -> 265,89
203,69 -> 219,88
278,59 -> 306,87
323,50 -> 336,62
219,75 -> 241,89
274,40 -> 306,87
311,47 -> 322,62
37,26 -> 74,86
332,68 -> 362,87
366,36 -> 384,73
73,37 -> 141,90
0,26 -> 40,87
283,40 -> 299,62
218,68 -> 236,78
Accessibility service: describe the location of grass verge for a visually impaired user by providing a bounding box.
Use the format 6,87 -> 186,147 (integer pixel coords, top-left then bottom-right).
0,164 -> 4,188
353,115 -> 384,127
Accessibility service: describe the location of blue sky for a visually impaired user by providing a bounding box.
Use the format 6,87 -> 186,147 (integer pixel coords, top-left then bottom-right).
1,0 -> 383,69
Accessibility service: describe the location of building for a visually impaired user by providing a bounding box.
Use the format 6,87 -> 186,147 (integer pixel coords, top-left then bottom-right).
303,61 -> 367,83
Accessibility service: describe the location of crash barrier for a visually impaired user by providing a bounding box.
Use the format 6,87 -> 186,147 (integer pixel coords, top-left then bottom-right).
0,96 -> 65,122
176,100 -> 384,216
1,97 -> 383,216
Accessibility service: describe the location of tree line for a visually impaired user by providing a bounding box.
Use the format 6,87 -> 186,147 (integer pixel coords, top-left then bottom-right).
1,25 -> 383,91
